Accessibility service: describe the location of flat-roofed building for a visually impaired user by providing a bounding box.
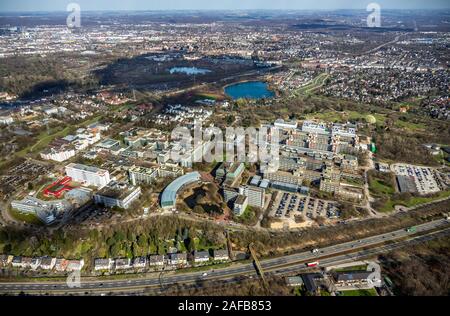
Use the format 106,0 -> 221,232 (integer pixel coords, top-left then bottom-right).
95,138 -> 120,151
65,163 -> 110,188
396,175 -> 418,194
302,121 -> 329,135
158,163 -> 184,178
234,195 -> 248,216
223,186 -> 240,203
320,179 -> 340,194
128,166 -> 159,185
216,162 -> 245,182
160,172 -> 201,209
240,185 -> 265,208
40,146 -> 76,162
274,119 -> 298,130
263,170 -> 303,186
94,181 -> 141,209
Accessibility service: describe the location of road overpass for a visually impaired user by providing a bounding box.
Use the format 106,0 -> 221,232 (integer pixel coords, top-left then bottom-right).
0,218 -> 448,295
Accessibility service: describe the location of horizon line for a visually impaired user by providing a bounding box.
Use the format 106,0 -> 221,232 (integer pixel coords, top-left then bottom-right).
1,8 -> 450,13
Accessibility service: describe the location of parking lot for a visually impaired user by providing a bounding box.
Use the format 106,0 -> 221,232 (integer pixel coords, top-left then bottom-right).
0,160 -> 51,198
392,164 -> 441,194
270,191 -> 341,222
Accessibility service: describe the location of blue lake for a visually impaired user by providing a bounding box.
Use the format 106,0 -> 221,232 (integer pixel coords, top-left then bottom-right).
224,81 -> 275,100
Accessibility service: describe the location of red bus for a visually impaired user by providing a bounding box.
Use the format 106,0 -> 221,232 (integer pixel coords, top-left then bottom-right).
306,261 -> 319,267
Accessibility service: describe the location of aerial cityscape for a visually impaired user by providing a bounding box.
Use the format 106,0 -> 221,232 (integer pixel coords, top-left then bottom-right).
0,0 -> 449,303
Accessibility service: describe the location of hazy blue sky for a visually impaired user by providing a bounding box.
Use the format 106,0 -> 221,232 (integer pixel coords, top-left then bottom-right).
0,0 -> 449,12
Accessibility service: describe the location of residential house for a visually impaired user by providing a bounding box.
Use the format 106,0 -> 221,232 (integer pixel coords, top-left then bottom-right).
194,251 -> 210,264
54,259 -> 69,272
30,257 -> 42,270
66,259 -> 84,272
39,257 -> 56,270
213,250 -> 230,262
132,257 -> 148,269
115,258 -> 132,270
149,255 -> 166,267
332,271 -> 373,288
169,253 -> 188,266
94,258 -> 114,271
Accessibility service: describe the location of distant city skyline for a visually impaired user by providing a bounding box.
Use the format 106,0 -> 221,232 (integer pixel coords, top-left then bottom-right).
0,0 -> 449,12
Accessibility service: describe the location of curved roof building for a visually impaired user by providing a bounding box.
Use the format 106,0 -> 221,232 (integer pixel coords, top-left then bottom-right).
160,172 -> 201,209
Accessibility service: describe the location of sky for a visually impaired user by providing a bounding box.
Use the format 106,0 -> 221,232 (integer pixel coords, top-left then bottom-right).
0,0 -> 449,12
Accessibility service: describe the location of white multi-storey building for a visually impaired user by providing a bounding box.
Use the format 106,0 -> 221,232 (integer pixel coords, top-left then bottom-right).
302,121 -> 329,135
0,116 -> 14,125
40,147 -> 76,162
65,163 -> 110,188
240,185 -> 266,209
274,119 -> 298,130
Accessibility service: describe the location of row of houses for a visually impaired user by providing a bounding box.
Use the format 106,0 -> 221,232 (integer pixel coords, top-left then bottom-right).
94,250 -> 230,271
0,250 -> 230,273
0,255 -> 84,272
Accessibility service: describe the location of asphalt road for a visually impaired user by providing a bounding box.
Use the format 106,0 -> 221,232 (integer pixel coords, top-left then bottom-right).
0,218 -> 448,294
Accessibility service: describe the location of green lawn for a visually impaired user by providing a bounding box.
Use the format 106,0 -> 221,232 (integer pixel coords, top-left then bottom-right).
9,208 -> 44,225
15,126 -> 73,158
294,73 -> 329,96
340,288 -> 378,296
395,120 -> 426,131
377,189 -> 450,213
369,178 -> 395,196
306,110 -> 386,125
235,206 -> 259,226
392,190 -> 450,209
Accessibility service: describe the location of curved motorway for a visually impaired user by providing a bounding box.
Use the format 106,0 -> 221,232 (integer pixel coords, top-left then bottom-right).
0,219 -> 448,294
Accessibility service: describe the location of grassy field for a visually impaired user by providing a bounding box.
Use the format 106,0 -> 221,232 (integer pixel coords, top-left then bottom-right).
13,115 -> 103,160
306,110 -> 386,126
339,288 -> 378,296
390,190 -> 450,210
234,206 -> 259,226
294,73 -> 329,96
369,169 -> 450,212
395,119 -> 426,131
368,174 -> 396,196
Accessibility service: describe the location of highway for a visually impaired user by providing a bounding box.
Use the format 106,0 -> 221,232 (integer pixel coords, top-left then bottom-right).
0,218 -> 448,294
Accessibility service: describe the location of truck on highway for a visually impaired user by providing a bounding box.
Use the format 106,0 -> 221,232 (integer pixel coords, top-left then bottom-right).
311,248 -> 319,254
406,226 -> 417,233
306,261 -> 320,267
